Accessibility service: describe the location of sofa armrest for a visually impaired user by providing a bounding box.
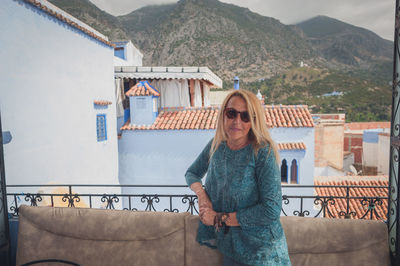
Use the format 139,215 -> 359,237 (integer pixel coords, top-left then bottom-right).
281,216 -> 390,266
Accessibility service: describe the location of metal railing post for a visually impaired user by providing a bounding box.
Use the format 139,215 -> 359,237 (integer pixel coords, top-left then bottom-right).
0,111 -> 11,265
389,1 -> 400,263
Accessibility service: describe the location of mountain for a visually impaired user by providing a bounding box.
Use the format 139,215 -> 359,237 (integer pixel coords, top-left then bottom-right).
46,0 -> 394,122
48,0 -> 128,40
118,0 -> 315,81
296,16 -> 393,69
48,0 -> 393,83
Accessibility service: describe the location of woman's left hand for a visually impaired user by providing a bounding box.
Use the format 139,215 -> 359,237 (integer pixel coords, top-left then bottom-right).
199,207 -> 217,226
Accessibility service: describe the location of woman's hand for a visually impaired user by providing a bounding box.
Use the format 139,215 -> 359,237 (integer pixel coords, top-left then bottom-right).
199,206 -> 217,226
225,212 -> 240,226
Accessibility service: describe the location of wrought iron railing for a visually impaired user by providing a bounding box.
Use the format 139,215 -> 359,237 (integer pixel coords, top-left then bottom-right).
6,184 -> 388,221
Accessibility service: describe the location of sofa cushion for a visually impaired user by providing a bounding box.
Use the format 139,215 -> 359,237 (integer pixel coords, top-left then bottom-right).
185,215 -> 223,266
17,205 -> 188,266
281,216 -> 390,266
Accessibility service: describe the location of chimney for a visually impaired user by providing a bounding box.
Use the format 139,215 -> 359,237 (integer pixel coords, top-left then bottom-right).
233,76 -> 240,90
126,81 -> 160,126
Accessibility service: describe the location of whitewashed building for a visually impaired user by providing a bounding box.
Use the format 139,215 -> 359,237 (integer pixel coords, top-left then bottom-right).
0,0 -> 119,194
113,40 -> 143,67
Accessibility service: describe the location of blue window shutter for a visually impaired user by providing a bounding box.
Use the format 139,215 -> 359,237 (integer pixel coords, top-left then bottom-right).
96,114 -> 107,142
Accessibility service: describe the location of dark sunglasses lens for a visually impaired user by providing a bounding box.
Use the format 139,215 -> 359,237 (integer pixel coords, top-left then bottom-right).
240,112 -> 250,122
226,109 -> 237,119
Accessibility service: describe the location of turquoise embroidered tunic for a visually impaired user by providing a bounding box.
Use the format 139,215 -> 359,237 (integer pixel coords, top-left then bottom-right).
185,140 -> 291,266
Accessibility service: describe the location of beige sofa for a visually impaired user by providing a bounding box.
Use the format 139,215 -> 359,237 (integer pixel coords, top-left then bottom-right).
16,205 -> 390,266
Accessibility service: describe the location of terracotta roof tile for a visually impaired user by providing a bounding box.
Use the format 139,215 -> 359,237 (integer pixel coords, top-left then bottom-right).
125,81 -> 160,97
314,176 -> 388,220
121,105 -> 314,131
264,105 -> 313,128
277,142 -> 306,150
94,100 -> 112,106
345,122 -> 390,131
24,0 -> 114,47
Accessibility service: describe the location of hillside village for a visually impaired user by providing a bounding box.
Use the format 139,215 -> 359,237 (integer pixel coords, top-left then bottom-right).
1,0 -> 398,264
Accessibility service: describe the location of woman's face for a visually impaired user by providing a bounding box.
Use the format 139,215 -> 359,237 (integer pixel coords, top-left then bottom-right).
223,96 -> 252,144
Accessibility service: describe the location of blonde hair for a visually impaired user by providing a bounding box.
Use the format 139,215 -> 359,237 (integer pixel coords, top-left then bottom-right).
210,89 -> 279,162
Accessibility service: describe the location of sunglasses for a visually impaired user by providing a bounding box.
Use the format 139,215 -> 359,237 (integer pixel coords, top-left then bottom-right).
224,108 -> 251,123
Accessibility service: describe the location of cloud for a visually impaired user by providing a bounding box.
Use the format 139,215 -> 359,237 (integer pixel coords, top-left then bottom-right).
221,0 -> 394,40
89,0 -> 177,16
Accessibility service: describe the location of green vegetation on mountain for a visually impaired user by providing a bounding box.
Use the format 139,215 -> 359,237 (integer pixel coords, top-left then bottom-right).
243,67 -> 391,122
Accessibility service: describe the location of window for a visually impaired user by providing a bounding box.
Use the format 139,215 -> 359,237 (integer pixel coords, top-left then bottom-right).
281,159 -> 288,183
114,47 -> 125,60
96,114 -> 107,142
290,159 -> 298,184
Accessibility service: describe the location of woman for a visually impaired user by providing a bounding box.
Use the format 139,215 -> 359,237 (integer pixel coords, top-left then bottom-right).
185,90 -> 291,266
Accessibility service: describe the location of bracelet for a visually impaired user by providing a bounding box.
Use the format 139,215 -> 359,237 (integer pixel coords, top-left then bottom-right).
214,212 -> 230,233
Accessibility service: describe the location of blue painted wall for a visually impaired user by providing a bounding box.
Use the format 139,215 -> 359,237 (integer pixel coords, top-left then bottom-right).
118,126 -> 315,213
270,127 -> 315,186
114,48 -> 125,60
118,130 -> 215,210
363,129 -> 384,143
270,127 -> 315,216
118,127 -> 314,187
119,130 -> 215,186
129,96 -> 158,125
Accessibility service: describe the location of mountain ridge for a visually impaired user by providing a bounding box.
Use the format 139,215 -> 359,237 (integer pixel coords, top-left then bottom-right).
48,0 -> 392,83
296,16 -> 392,67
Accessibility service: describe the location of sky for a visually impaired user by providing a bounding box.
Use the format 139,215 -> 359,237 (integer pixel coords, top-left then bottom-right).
90,0 -> 395,41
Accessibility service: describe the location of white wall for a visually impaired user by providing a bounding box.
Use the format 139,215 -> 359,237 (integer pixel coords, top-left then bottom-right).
343,153 -> 355,173
126,41 -> 143,66
0,1 -> 118,186
362,129 -> 383,167
113,41 -> 143,66
378,134 -> 390,175
314,166 -> 345,177
363,142 -> 378,167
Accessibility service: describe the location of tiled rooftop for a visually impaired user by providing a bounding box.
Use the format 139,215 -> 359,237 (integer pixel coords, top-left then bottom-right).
122,107 -> 219,130
264,105 -> 314,127
125,81 -> 160,97
277,142 -> 306,150
344,122 -> 390,131
314,176 -> 388,220
24,0 -> 114,47
121,105 -> 314,130
94,100 -> 112,106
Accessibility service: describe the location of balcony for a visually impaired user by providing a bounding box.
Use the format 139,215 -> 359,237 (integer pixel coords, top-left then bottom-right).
6,184 -> 388,220
6,183 -> 390,266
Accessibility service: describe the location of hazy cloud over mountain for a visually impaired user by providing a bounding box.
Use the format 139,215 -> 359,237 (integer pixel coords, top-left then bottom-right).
90,0 -> 395,40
